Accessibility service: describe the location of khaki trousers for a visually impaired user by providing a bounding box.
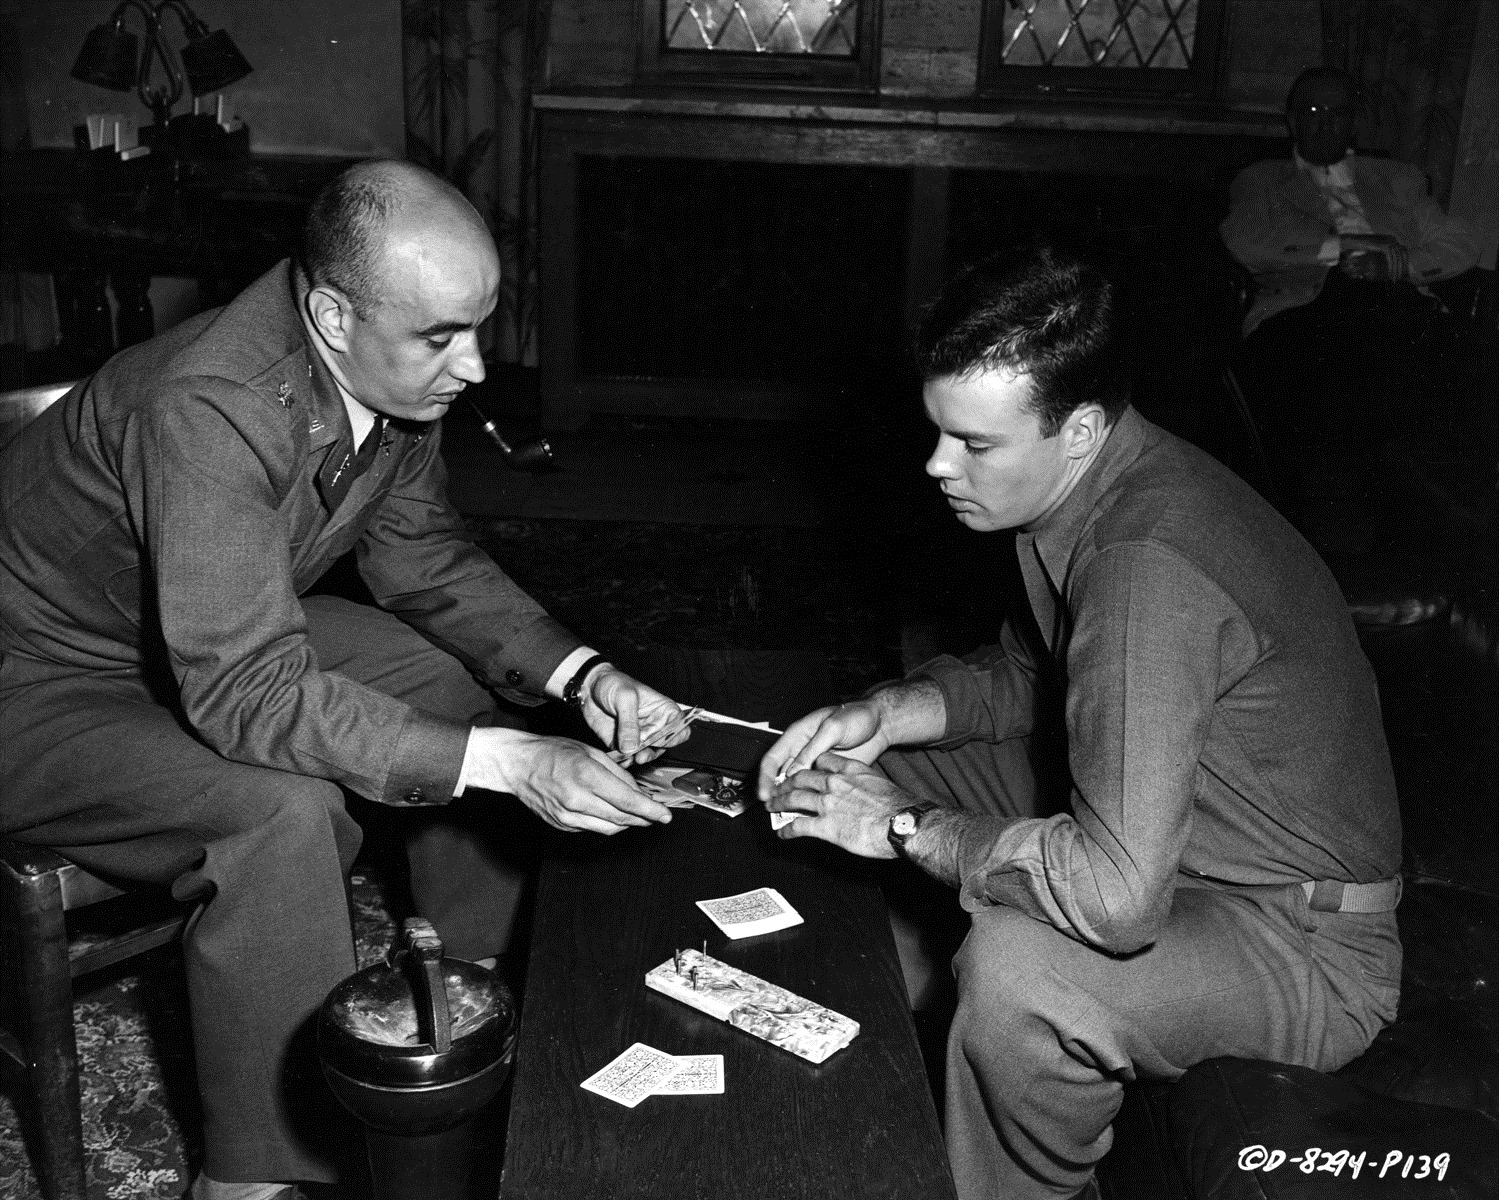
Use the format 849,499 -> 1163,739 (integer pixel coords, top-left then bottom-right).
880,740 -> 1401,1200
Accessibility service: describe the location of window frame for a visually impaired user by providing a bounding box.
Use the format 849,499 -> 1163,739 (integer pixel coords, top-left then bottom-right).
636,0 -> 883,92
977,0 -> 1228,102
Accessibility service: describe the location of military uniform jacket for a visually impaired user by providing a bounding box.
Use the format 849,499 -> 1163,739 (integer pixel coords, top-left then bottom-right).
0,260 -> 581,807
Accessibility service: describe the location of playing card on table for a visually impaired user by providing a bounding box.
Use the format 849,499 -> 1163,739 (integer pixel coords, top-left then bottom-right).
579,1042 -> 681,1108
695,887 -> 803,939
653,1054 -> 724,1095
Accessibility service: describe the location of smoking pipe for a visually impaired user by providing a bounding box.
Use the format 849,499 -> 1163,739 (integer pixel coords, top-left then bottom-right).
464,397 -> 556,472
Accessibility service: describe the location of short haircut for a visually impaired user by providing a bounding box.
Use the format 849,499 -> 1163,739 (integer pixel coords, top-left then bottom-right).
1287,66 -> 1356,112
914,239 -> 1130,436
299,164 -> 401,319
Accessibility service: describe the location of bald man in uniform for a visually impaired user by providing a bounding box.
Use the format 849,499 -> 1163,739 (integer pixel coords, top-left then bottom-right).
0,160 -> 686,1200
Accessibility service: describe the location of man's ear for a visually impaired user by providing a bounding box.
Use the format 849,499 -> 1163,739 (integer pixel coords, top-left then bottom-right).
1061,403 -> 1107,459
306,285 -> 354,352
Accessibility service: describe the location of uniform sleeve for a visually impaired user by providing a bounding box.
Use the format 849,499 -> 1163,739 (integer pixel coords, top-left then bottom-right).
1220,164 -> 1331,274
353,418 -> 581,706
954,543 -> 1235,953
129,380 -> 470,806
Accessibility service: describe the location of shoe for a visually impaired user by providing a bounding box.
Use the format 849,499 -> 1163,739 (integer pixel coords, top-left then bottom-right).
191,1184 -> 307,1200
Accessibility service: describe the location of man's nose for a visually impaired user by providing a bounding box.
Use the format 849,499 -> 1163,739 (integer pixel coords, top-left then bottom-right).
925,438 -> 960,479
450,333 -> 486,385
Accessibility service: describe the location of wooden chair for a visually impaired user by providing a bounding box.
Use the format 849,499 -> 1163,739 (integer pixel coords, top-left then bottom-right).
1,380 -> 191,1198
0,845 -> 191,1198
0,842 -> 191,1200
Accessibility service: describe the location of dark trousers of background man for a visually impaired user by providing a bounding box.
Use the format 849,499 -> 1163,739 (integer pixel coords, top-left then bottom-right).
0,595 -> 536,1184
876,737 -> 1401,1200
1233,271 -> 1460,549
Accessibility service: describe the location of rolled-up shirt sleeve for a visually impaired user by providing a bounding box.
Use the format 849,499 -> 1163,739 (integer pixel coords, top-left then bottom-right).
953,543 -> 1233,954
910,616 -> 1042,748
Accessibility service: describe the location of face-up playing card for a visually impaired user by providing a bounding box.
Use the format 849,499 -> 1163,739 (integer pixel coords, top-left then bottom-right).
579,1042 -> 682,1108
653,1054 -> 725,1095
695,887 -> 803,939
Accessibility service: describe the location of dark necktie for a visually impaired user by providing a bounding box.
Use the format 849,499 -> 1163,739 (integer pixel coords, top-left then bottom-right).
320,418 -> 384,512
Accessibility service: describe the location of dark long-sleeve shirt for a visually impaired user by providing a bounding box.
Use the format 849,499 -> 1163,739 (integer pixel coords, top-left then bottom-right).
912,408 -> 1401,954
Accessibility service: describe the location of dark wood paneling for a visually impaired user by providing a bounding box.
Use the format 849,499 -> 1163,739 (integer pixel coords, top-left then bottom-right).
540,108 -> 1278,178
535,102 -> 1282,427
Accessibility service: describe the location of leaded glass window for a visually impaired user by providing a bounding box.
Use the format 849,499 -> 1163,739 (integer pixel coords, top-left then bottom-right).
980,0 -> 1226,99
639,0 -> 881,89
663,1 -> 861,56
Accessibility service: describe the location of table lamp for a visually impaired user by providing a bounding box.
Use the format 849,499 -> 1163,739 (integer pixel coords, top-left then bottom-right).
71,0 -> 251,133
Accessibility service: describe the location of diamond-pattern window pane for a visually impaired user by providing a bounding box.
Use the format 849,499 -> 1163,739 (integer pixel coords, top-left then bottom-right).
1001,0 -> 1197,70
663,1 -> 861,57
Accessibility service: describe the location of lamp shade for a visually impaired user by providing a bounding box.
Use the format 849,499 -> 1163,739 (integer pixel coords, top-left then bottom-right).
180,28 -> 252,96
71,23 -> 140,92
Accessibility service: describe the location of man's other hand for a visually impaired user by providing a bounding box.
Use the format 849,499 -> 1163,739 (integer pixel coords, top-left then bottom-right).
464,726 -> 671,834
1338,233 -> 1407,283
757,701 -> 888,802
578,666 -> 690,764
766,752 -> 909,858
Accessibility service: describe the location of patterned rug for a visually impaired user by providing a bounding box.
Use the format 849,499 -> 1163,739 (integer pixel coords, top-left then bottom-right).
0,517 -> 904,1199
0,874 -> 401,1200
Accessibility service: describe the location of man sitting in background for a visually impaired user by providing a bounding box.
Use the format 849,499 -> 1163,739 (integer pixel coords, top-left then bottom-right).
1220,65 -> 1479,341
1219,66 -> 1480,545
1,159 -> 685,1200
761,240 -> 1403,1200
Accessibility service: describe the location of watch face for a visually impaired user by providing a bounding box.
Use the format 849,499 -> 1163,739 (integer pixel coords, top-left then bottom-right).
891,811 -> 918,837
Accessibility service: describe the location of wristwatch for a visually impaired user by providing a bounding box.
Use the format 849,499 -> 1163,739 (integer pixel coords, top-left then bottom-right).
887,803 -> 939,858
562,654 -> 609,708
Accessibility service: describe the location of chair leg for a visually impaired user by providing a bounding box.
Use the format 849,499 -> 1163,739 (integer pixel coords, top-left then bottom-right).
1,864 -> 88,1200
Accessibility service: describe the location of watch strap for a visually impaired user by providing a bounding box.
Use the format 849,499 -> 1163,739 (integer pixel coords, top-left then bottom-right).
562,654 -> 609,708
887,802 -> 939,858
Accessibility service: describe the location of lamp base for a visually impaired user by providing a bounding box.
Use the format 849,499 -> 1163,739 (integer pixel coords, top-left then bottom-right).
166,112 -> 250,160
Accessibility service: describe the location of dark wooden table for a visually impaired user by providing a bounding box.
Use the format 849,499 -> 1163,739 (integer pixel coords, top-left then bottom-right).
499,801 -> 957,1200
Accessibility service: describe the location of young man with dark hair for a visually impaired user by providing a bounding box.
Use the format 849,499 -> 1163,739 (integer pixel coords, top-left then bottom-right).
761,241 -> 1403,1200
1,159 -> 687,1200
